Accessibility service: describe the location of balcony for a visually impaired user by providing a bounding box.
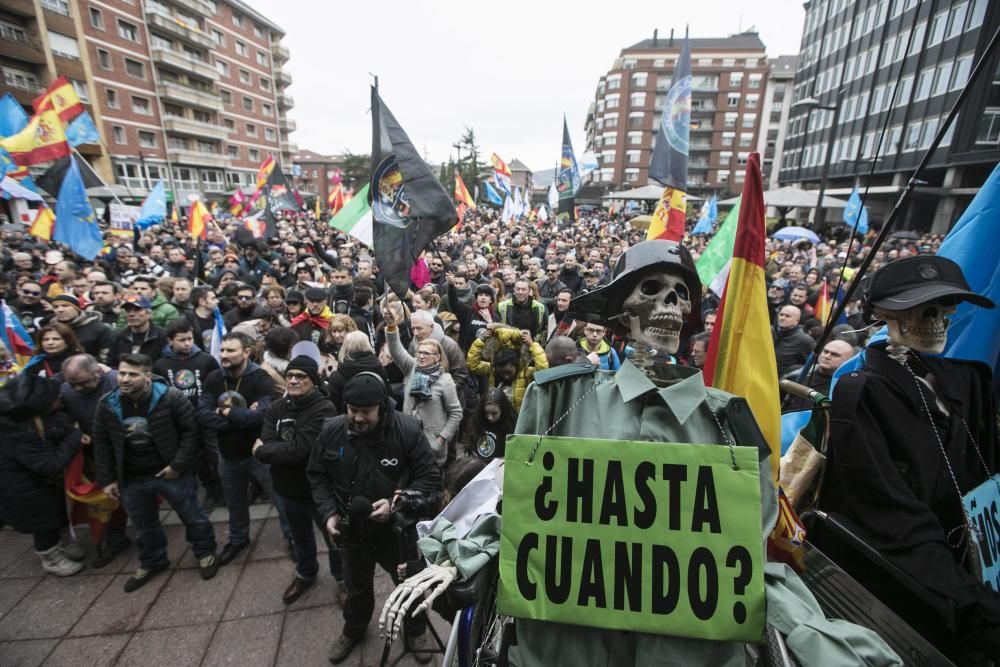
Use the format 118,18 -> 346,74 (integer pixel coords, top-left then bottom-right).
151,47 -> 218,81
284,142 -> 298,154
689,141 -> 712,150
691,124 -> 714,132
689,161 -> 710,170
691,105 -> 716,114
279,117 -> 296,133
277,92 -> 294,109
145,7 -> 215,50
276,70 -> 292,87
167,147 -> 227,169
4,0 -> 36,16
163,115 -> 228,141
158,80 -> 222,112
0,26 -> 46,65
271,42 -> 289,62
162,0 -> 214,17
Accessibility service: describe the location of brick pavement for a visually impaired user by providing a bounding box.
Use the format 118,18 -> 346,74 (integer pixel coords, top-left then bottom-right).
0,505 -> 452,666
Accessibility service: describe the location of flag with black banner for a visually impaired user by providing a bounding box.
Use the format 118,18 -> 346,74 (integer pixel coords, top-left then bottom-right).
256,163 -> 299,239
369,86 -> 456,298
649,33 -> 691,190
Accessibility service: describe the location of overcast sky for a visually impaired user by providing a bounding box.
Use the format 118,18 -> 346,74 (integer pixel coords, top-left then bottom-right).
251,0 -> 807,172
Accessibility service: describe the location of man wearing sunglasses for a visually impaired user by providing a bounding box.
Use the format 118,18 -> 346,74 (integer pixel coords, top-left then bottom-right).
223,284 -> 266,329
13,280 -> 49,340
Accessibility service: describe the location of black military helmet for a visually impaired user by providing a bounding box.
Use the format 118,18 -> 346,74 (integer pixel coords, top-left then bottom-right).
571,239 -> 702,336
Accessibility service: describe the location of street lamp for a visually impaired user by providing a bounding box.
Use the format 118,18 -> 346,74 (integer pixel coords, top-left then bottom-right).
791,91 -> 843,230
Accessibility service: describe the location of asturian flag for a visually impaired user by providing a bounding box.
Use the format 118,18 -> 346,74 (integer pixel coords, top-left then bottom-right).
483,181 -> 503,206
0,298 -> 33,366
210,306 -> 227,363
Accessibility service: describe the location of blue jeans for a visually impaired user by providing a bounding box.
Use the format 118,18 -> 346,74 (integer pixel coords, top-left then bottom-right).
279,493 -> 344,582
217,455 -> 291,546
121,472 -> 216,569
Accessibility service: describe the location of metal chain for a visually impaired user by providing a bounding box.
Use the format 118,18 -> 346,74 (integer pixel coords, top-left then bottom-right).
957,417 -> 1000,496
527,376 -> 611,463
902,359 -> 981,549
706,401 -> 739,470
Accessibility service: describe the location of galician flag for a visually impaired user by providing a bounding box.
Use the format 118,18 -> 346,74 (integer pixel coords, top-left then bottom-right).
329,183 -> 372,246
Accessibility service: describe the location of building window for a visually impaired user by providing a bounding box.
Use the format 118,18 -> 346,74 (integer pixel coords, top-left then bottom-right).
740,132 -> 753,147
124,58 -> 144,79
631,72 -> 647,87
132,96 -> 151,115
604,114 -> 618,129
239,69 -> 251,84
742,113 -> 757,128
729,72 -> 743,88
722,58 -> 736,67
746,94 -> 759,109
264,127 -> 276,141
71,80 -> 89,102
138,131 -> 156,148
630,92 -> 645,107
627,131 -> 642,145
915,66 -> 934,101
728,93 -> 741,107
220,89 -> 232,104
41,0 -> 69,15
625,150 -> 641,163
745,58 -> 758,68
260,77 -> 271,91
216,60 -> 229,77
227,145 -> 239,158
212,29 -> 224,46
903,121 -> 922,151
624,168 -> 640,182
719,151 -> 733,164
246,123 -> 257,136
89,7 -> 104,29
933,61 -> 953,96
223,118 -> 235,132
232,13 -> 243,27
698,58 -> 713,67
262,103 -> 273,117
724,112 -> 738,128
117,20 -> 139,42
47,31 -> 80,60
106,88 -> 118,108
721,131 -> 735,146
607,75 -> 621,90
952,53 -> 974,90
235,41 -> 248,57
748,74 -> 762,89
242,97 -> 254,112
606,94 -> 620,109
113,125 -> 126,144
3,66 -> 38,91
928,9 -> 948,46
97,49 -> 112,70
249,148 -> 259,161
717,170 -> 730,183
623,58 -> 637,70
256,51 -> 268,66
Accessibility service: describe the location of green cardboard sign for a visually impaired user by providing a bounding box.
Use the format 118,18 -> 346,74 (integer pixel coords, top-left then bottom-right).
498,435 -> 765,642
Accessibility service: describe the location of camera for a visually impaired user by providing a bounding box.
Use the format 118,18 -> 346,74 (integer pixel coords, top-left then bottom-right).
391,488 -> 442,529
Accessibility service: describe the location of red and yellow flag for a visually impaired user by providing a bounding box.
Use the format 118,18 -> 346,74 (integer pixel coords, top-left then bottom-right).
33,76 -> 84,123
703,152 -> 780,480
327,184 -> 344,215
188,200 -> 210,239
646,186 -> 686,242
454,173 -> 476,208
490,153 -> 512,179
255,155 -> 275,191
29,207 -> 54,240
814,279 -> 831,325
170,205 -> 179,224
0,109 -> 70,166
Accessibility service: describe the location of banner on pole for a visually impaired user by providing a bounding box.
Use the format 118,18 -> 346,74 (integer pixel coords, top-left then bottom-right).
498,435 -> 766,642
109,203 -> 140,237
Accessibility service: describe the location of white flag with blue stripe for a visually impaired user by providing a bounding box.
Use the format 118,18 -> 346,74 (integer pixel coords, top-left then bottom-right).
210,306 -> 227,363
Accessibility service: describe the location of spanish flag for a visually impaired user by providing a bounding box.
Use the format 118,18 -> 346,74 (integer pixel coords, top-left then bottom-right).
0,110 -> 70,166
454,173 -> 476,208
327,184 -> 344,215
29,206 -> 54,240
188,199 -> 210,239
314,195 -> 321,219
255,154 -> 275,191
646,186 -> 685,242
490,152 -> 512,179
33,76 -> 84,123
814,279 -> 831,325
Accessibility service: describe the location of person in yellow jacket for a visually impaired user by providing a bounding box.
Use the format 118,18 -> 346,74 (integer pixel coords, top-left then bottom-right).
465,323 -> 547,413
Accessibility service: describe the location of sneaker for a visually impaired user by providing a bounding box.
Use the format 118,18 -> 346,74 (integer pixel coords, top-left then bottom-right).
59,540 -> 87,562
198,554 -> 219,580
35,545 -> 84,577
328,634 -> 360,664
123,560 -> 169,592
411,632 -> 433,664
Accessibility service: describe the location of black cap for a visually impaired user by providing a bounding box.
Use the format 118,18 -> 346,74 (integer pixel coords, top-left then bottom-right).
286,355 -> 320,385
343,372 -> 387,407
285,290 -> 304,304
866,256 -> 995,312
305,287 -> 328,302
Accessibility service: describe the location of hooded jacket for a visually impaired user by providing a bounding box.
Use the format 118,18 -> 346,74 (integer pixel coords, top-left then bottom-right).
256,389 -> 337,500
577,336 -> 621,371
326,350 -> 387,414
115,292 -> 179,329
198,360 -> 274,460
93,378 -> 200,488
67,310 -> 113,363
466,327 -> 548,412
153,346 -> 220,405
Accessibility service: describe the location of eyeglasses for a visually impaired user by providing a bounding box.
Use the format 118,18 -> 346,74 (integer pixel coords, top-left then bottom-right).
285,371 -> 310,381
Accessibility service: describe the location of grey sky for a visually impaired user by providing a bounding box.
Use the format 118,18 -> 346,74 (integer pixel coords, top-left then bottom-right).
253,0 -> 807,172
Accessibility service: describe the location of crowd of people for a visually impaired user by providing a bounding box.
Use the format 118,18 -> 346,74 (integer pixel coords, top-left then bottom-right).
0,204 -> 953,663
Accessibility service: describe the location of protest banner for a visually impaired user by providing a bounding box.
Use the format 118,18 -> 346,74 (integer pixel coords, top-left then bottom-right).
498,435 -> 765,642
109,203 -> 140,237
963,474 -> 1000,592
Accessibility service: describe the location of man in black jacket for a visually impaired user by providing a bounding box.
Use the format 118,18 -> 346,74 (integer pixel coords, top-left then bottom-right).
93,353 -> 218,592
254,355 -> 341,605
198,331 -> 289,566
109,294 -> 167,366
50,294 -> 112,363
308,373 -> 442,664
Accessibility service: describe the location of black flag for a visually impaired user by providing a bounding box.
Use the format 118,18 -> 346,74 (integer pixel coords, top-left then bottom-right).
648,33 -> 691,191
36,155 -> 103,197
369,87 -> 457,299
257,163 -> 298,239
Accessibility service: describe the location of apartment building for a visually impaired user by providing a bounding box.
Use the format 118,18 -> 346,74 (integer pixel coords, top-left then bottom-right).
779,0 -> 997,232
0,0 -> 295,203
584,30 -> 771,197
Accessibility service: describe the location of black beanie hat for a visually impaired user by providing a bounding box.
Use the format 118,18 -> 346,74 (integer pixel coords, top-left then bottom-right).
286,354 -> 320,385
343,372 -> 387,407
51,294 -> 81,310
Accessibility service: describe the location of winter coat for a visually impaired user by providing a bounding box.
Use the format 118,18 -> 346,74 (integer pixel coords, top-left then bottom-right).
407,325 -> 471,410
326,351 -> 387,415
387,329 -> 463,466
496,297 -> 547,342
577,337 -> 621,371
256,389 -> 337,500
68,311 -> 113,363
447,282 -> 495,352
109,325 -> 168,366
466,327 -> 548,412
60,370 -> 117,436
198,361 -> 274,460
93,379 -> 201,488
306,408 -> 442,533
0,409 -> 81,535
153,347 -> 219,406
772,325 -> 815,377
115,293 -> 179,329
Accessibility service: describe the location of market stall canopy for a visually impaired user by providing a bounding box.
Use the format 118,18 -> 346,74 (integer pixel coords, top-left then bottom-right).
604,184 -> 702,201
718,186 -> 847,209
628,214 -> 652,230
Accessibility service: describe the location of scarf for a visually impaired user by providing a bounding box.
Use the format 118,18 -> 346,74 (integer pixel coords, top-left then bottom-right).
409,361 -> 442,401
290,305 -> 333,330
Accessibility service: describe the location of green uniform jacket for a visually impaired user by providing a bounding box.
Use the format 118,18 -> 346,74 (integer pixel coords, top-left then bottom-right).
116,292 -> 179,329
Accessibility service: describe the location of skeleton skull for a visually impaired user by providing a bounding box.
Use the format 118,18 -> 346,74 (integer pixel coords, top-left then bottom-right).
619,267 -> 693,354
878,299 -> 956,354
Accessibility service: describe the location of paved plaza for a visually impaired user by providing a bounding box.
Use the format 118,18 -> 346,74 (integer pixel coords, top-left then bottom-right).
0,505 -> 450,667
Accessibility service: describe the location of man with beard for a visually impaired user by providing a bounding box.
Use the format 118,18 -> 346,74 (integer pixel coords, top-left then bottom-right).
307,373 -> 441,664
327,267 -> 354,315
497,279 -> 547,342
49,294 -> 113,363
170,278 -> 193,313
239,242 -> 271,285
87,281 -> 121,328
535,264 -> 567,309
93,353 -> 218,592
223,284 -> 266,329
117,276 -> 179,329
109,295 -> 168,366
13,280 -> 49,340
253,355 -> 342,604
198,332 -> 289,565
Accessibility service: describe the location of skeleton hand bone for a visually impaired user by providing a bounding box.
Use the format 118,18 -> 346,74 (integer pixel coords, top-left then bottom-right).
379,560 -> 458,641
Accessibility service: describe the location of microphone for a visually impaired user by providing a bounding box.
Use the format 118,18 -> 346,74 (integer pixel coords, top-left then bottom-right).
350,495 -> 373,517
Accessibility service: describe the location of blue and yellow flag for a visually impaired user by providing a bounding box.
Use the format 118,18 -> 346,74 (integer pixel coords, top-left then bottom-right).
54,157 -> 102,260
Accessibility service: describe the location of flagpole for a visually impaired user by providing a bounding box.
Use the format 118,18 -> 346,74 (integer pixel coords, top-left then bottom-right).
71,147 -> 126,206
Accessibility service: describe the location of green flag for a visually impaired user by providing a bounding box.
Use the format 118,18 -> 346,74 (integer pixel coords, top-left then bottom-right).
329,183 -> 372,246
695,197 -> 740,287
